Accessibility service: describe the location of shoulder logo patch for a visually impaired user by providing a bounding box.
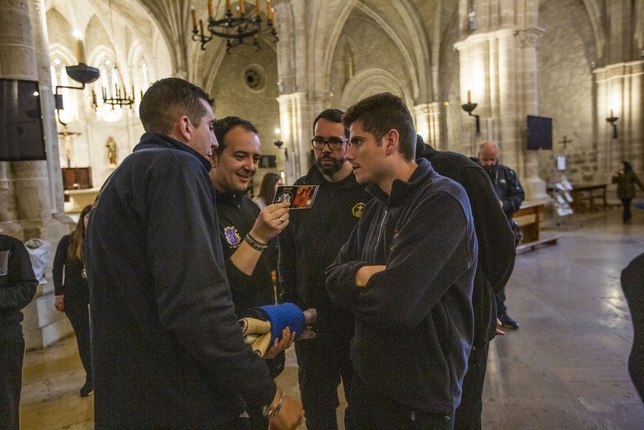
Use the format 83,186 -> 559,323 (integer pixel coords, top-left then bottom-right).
352,202 -> 365,218
224,226 -> 241,247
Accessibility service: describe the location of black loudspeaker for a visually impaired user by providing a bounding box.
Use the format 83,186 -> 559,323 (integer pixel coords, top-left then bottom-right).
0,79 -> 47,161
526,115 -> 553,150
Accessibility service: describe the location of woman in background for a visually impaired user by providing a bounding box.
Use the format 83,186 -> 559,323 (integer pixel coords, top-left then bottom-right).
253,172 -> 282,209
612,161 -> 644,223
53,204 -> 93,397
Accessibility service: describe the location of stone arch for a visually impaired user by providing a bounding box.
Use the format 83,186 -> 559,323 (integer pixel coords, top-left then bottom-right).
48,43 -> 77,67
578,0 -> 606,58
339,68 -> 413,110
315,0 -> 427,102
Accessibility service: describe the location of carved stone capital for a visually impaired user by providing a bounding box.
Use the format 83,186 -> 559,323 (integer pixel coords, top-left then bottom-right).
516,27 -> 545,49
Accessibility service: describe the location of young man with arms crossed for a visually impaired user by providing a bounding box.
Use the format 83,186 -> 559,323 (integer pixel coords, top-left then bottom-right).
326,93 -> 477,430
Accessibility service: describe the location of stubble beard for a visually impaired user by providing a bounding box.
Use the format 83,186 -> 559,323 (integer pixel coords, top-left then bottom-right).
316,156 -> 345,177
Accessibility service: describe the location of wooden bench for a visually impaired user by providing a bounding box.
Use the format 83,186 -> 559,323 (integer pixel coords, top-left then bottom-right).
513,202 -> 560,252
570,184 -> 608,212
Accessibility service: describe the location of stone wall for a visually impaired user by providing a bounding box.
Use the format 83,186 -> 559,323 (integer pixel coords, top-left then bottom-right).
537,0 -> 597,185
208,38 -> 281,193
441,11 -> 471,155
330,10 -> 413,109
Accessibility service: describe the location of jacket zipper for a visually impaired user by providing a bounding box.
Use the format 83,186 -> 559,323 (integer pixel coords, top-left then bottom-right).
373,208 -> 388,260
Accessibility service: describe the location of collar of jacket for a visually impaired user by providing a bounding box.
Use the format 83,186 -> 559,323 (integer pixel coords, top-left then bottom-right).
215,189 -> 246,206
366,158 -> 433,206
303,163 -> 360,188
134,132 -> 212,172
415,141 -> 438,160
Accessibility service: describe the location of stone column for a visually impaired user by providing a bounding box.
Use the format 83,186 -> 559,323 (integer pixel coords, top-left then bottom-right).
516,27 -> 547,200
414,102 -> 442,150
276,90 -> 333,182
594,61 -> 644,177
455,27 -> 548,201
0,0 -> 73,350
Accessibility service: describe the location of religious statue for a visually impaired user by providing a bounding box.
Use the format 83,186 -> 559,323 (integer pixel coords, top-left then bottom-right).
106,136 -> 117,166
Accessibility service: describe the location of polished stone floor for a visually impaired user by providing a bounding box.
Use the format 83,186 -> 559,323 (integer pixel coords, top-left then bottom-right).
18,208 -> 644,429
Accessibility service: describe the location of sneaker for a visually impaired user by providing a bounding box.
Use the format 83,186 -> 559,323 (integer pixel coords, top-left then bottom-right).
80,378 -> 93,397
499,315 -> 519,329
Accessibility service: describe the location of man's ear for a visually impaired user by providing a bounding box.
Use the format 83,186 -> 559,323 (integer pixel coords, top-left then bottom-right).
209,152 -> 218,169
384,129 -> 399,156
169,115 -> 191,143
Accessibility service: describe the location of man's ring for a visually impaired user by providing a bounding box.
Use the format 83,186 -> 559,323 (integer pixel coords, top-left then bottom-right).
279,216 -> 284,223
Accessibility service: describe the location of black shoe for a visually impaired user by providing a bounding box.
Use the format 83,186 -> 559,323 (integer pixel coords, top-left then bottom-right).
80,378 -> 93,397
499,315 -> 519,329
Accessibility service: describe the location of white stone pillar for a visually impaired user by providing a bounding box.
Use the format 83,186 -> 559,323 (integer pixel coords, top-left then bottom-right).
516,27 -> 547,200
456,27 -> 547,201
414,102 -> 442,150
277,93 -> 309,183
594,61 -> 644,178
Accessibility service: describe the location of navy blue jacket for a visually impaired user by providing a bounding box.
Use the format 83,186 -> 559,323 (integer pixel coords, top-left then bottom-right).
326,159 -> 477,414
86,133 -> 275,429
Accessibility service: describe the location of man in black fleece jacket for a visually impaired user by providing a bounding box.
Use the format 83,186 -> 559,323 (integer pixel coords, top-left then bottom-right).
326,93 -> 477,430
0,234 -> 37,430
279,108 -> 370,430
86,78 -> 302,430
416,135 -> 516,430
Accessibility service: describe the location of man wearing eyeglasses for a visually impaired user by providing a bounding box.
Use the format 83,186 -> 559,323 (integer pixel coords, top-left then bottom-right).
278,109 -> 371,430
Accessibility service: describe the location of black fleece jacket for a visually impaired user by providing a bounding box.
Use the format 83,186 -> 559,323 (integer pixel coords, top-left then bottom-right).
326,159 -> 477,414
278,164 -> 371,336
418,141 -> 516,345
0,234 -> 37,325
86,133 -> 275,429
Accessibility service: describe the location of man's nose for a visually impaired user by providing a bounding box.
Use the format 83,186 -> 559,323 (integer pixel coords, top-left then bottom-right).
345,146 -> 355,161
244,158 -> 257,172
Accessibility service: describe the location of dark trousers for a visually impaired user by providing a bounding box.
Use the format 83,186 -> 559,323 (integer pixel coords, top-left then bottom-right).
622,198 -> 633,222
349,374 -> 455,430
496,288 -> 507,318
215,416 -> 251,430
65,296 -> 92,379
0,322 -> 25,430
454,343 -> 489,430
295,335 -> 353,430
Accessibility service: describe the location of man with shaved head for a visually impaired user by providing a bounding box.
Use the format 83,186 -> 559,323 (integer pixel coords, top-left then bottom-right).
474,141 -> 524,330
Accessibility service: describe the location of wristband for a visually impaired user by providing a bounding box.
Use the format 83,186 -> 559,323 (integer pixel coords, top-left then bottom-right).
263,389 -> 286,417
245,233 -> 268,252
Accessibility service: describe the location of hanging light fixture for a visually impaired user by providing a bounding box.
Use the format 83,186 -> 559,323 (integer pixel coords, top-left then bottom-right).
191,0 -> 278,52
92,0 -> 135,110
54,33 -> 100,126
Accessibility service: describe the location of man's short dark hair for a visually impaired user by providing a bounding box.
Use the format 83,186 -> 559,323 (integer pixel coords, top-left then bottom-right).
342,92 -> 416,161
213,116 -> 259,156
313,109 -> 349,138
139,78 -> 214,135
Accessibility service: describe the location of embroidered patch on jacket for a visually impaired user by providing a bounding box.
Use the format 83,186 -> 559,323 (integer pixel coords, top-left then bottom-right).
352,202 -> 365,218
224,226 -> 241,247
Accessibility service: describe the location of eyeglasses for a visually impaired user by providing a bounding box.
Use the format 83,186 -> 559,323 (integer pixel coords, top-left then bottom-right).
311,137 -> 348,150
